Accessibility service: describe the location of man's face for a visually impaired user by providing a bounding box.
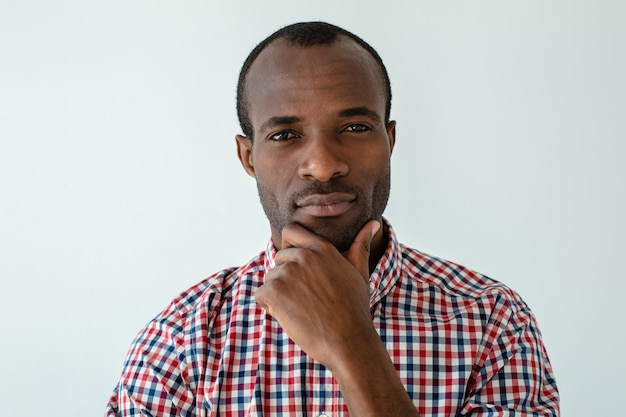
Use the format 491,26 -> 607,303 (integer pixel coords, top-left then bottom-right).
236,38 -> 396,252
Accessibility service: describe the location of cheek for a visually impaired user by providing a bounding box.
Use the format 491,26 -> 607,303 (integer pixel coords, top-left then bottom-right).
255,173 -> 292,210
354,152 -> 390,179
256,167 -> 287,191
255,157 -> 295,188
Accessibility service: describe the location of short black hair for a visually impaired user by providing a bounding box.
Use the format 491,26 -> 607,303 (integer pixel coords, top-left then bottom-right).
236,21 -> 392,140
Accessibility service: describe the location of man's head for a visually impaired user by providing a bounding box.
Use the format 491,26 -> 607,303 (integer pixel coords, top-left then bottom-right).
237,22 -> 392,141
235,22 -> 396,252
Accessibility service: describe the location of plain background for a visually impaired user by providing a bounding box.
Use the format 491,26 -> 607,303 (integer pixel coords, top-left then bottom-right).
1,1 -> 624,415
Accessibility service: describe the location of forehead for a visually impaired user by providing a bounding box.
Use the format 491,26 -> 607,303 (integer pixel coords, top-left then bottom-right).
244,38 -> 386,129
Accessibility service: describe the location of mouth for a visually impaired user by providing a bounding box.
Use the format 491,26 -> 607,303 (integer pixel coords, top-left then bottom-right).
295,192 -> 356,217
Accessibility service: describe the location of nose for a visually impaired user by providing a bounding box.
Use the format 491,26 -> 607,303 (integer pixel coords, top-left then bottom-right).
297,136 -> 349,182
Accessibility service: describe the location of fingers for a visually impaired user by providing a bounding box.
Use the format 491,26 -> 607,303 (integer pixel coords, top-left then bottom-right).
277,220 -> 380,281
279,223 -> 323,251
345,220 -> 380,281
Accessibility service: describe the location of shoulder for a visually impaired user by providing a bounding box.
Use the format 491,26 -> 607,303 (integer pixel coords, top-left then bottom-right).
110,254 -> 268,414
398,244 -> 529,315
147,250 -> 267,332
119,250 -> 267,371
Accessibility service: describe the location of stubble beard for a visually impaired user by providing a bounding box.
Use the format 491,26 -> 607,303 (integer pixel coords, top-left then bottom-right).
256,171 -> 390,252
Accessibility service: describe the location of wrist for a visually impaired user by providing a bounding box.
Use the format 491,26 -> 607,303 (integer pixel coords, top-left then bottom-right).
330,333 -> 420,417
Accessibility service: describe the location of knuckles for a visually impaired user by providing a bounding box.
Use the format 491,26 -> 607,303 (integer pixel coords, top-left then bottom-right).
256,268 -> 292,307
275,246 -> 325,269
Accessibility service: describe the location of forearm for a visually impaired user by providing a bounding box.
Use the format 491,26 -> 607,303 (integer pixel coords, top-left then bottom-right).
330,330 -> 420,417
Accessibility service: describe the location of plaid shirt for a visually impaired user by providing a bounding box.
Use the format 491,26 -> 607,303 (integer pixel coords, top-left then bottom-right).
106,221 -> 559,416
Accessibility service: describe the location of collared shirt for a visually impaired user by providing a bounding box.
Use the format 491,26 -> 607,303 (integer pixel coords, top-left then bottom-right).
106,221 -> 559,416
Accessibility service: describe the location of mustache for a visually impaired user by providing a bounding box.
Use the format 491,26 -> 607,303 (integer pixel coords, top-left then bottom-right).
289,182 -> 361,205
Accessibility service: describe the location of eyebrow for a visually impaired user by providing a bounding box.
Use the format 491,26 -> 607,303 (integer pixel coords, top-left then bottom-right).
258,107 -> 382,133
259,116 -> 301,133
338,107 -> 381,123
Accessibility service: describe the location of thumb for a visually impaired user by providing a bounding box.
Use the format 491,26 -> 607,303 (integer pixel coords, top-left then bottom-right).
345,219 -> 381,282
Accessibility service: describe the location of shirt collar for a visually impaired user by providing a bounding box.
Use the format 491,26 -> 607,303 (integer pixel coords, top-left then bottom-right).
263,218 -> 402,306
368,218 -> 402,306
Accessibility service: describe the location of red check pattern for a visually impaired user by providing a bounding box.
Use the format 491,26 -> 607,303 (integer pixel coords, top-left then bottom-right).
106,220 -> 559,416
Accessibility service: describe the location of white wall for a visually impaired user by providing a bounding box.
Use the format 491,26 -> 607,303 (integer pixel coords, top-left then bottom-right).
1,1 -> 624,415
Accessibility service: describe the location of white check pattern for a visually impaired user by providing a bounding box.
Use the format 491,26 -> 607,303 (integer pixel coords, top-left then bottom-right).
106,220 -> 559,416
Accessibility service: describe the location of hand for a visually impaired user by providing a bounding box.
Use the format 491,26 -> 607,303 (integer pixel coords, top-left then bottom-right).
256,220 -> 421,416
255,220 -> 381,370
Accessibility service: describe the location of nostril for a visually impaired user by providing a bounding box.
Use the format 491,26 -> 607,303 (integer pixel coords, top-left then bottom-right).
297,153 -> 349,182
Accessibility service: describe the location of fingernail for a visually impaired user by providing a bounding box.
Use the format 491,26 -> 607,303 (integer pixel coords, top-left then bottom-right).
371,221 -> 380,237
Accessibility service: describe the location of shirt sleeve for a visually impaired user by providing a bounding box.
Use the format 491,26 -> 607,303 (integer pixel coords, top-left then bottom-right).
105,308 -> 197,417
460,292 -> 560,416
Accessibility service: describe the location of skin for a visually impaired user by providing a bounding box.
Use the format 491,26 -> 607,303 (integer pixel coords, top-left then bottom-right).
236,38 -> 420,417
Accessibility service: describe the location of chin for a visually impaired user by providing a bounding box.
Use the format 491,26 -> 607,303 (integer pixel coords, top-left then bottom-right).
305,217 -> 363,252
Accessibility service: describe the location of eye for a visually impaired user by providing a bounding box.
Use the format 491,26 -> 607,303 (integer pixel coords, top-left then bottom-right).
344,123 -> 371,133
268,131 -> 298,141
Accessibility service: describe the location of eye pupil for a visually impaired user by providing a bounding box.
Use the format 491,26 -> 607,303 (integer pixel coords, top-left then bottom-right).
348,124 -> 367,132
272,131 -> 291,141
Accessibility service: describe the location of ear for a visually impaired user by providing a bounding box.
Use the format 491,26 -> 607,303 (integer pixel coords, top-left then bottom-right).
386,120 -> 396,154
235,134 -> 255,177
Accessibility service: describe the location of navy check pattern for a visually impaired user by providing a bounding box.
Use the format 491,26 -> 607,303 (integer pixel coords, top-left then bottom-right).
106,220 -> 559,416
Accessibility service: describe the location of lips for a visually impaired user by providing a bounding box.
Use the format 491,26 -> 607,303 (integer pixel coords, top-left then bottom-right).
295,192 -> 356,217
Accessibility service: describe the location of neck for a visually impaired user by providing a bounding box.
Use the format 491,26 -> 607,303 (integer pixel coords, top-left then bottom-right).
368,220 -> 388,274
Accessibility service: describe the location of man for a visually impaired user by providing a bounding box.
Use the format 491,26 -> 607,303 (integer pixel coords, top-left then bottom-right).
106,22 -> 559,416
